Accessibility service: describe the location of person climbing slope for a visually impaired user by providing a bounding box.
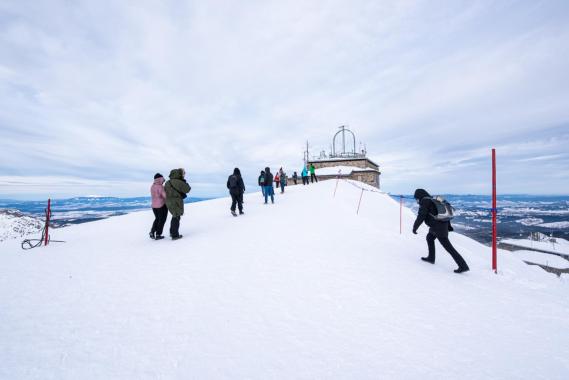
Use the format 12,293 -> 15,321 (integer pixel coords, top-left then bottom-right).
412,188 -> 469,274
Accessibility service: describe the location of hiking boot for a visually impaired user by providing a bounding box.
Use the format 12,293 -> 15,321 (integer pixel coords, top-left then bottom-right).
155,235 -> 164,240
239,211 -> 244,215
421,257 -> 435,264
172,235 -> 183,240
231,210 -> 237,217
454,266 -> 470,274
149,232 -> 155,240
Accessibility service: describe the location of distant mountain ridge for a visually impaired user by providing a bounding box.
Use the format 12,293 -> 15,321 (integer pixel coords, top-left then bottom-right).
0,196 -> 210,241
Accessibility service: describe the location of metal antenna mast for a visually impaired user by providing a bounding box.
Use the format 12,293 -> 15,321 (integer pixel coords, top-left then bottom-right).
332,125 -> 357,157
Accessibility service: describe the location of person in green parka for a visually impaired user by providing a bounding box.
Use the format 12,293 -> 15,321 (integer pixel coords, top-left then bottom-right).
164,168 -> 191,240
309,163 -> 318,183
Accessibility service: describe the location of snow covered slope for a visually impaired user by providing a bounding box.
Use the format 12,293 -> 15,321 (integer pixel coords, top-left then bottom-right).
502,236 -> 569,255
1,180 -> 568,379
0,210 -> 43,242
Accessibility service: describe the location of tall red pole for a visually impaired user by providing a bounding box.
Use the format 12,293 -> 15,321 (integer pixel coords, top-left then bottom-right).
44,198 -> 51,246
492,149 -> 497,273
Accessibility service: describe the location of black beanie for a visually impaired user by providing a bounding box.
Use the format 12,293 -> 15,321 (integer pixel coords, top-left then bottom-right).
154,173 -> 163,179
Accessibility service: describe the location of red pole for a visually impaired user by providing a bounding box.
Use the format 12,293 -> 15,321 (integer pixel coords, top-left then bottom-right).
356,188 -> 364,214
44,198 -> 51,246
492,149 -> 497,273
400,196 -> 403,234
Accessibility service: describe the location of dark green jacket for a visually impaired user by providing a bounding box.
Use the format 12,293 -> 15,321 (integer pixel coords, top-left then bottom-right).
164,169 -> 191,217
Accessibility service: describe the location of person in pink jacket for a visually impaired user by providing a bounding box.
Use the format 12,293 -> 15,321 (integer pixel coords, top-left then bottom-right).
149,173 -> 168,240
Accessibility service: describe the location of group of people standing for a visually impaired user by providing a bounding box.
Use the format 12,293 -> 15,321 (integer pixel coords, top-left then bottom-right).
299,164 -> 318,185
150,164 -> 320,238
150,169 -> 191,240
149,169 -> 470,274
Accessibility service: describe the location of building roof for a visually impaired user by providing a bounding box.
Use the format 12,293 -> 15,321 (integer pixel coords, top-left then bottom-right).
314,165 -> 380,176
308,157 -> 380,167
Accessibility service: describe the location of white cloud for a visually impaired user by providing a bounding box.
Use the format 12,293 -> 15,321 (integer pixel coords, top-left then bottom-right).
1,0 -> 569,198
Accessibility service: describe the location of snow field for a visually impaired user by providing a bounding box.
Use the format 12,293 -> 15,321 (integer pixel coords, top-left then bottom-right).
1,179 -> 568,379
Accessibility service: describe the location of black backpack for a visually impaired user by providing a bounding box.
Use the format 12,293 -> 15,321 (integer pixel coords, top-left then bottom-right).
427,196 -> 454,221
229,175 -> 239,189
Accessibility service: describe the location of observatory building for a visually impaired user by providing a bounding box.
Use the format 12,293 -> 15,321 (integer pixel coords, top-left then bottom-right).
305,126 -> 381,189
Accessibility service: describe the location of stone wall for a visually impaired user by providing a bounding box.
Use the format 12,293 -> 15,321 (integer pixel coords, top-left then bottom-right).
308,158 -> 379,170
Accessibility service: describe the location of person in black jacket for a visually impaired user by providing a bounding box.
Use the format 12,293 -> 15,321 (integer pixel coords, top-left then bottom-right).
263,167 -> 274,204
413,188 -> 470,273
227,168 -> 246,216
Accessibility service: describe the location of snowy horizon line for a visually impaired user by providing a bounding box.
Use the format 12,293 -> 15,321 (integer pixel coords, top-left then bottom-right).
1,191 -> 569,203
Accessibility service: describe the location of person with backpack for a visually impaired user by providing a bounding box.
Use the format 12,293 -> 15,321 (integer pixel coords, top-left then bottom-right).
227,167 -> 246,216
309,163 -> 318,183
274,172 -> 280,189
301,166 -> 309,185
258,170 -> 266,197
292,171 -> 298,185
263,167 -> 275,204
164,168 -> 191,240
149,173 -> 168,240
278,168 -> 287,193
412,188 -> 469,273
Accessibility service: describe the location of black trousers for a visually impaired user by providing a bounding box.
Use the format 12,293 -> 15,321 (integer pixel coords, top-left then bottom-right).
310,173 -> 318,183
151,205 -> 168,236
302,176 -> 308,185
426,232 -> 468,269
231,193 -> 243,212
170,215 -> 181,237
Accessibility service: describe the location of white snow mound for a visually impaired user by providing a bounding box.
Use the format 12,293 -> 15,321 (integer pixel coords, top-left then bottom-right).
1,179 -> 568,379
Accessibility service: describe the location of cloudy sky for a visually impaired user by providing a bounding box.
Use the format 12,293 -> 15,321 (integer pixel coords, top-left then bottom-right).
1,0 -> 568,199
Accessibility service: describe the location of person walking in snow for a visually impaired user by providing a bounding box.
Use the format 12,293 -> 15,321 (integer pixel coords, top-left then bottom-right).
164,168 -> 191,240
274,172 -> 280,189
412,188 -> 469,274
292,171 -> 298,185
309,163 -> 318,183
149,173 -> 168,240
301,166 -> 309,185
263,167 -> 275,204
258,170 -> 266,197
227,167 -> 246,216
279,168 -> 287,193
